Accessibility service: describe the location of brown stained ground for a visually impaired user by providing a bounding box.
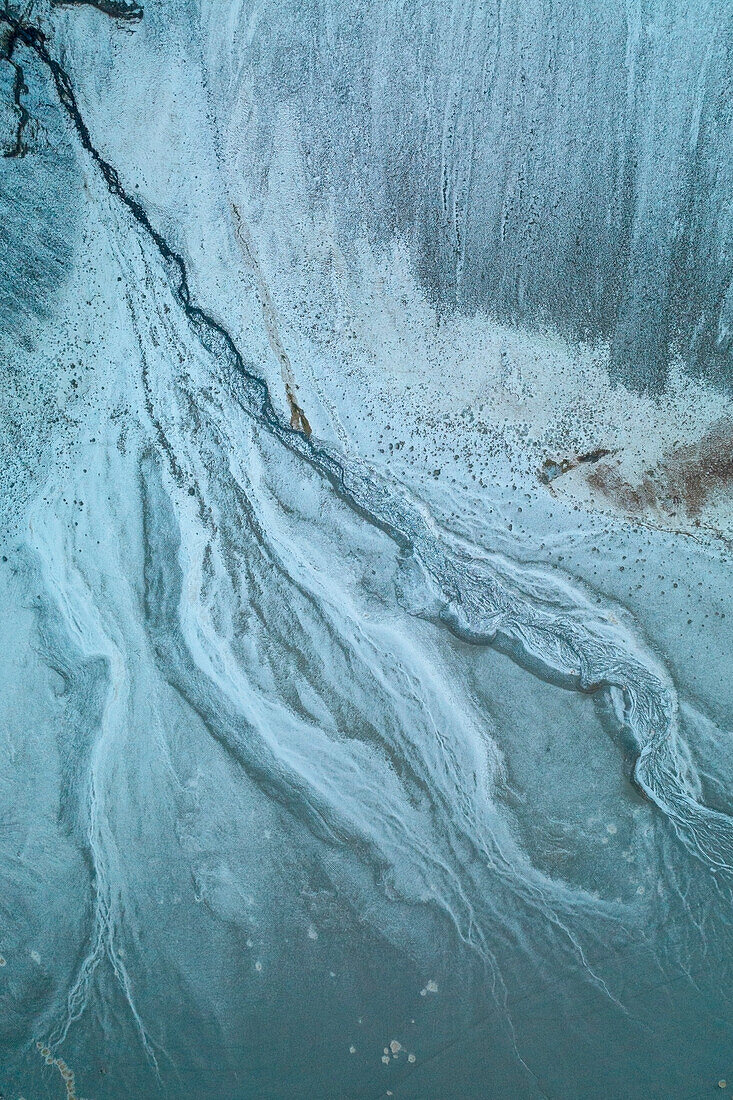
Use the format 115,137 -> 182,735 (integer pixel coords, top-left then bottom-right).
286,383 -> 312,438
231,204 -> 313,440
586,416 -> 733,520
663,416 -> 733,516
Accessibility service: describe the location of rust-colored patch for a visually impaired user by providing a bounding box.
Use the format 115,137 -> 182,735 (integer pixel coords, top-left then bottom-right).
662,417 -> 733,516
231,203 -> 312,439
585,416 -> 733,520
286,383 -> 312,438
586,465 -> 658,513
